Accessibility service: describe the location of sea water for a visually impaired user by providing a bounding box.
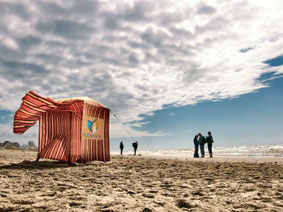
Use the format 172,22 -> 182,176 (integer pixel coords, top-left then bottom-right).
111,144 -> 283,158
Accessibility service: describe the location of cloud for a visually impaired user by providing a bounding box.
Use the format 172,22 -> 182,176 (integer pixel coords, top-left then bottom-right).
110,121 -> 170,138
36,19 -> 95,40
196,2 -> 217,15
0,0 -> 283,140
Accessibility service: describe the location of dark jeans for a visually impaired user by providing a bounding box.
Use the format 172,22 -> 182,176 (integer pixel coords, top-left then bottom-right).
194,144 -> 199,157
208,143 -> 212,154
120,148 -> 124,155
134,148 -> 137,155
200,144 -> 205,157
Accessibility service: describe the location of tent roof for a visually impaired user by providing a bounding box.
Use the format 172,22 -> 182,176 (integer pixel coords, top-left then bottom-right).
55,97 -> 107,108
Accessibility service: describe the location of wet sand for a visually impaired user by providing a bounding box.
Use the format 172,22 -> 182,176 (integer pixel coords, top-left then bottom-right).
0,149 -> 283,211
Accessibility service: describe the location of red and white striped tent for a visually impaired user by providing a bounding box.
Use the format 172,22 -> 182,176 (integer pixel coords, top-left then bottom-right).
13,91 -> 110,163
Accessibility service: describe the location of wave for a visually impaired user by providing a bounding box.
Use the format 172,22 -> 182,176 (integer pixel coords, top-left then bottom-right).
111,144 -> 283,158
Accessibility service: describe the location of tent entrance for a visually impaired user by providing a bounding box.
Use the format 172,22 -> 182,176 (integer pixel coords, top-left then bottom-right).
37,111 -> 73,162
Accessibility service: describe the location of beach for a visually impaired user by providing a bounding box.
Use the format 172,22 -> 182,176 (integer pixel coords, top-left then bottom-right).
0,149 -> 283,212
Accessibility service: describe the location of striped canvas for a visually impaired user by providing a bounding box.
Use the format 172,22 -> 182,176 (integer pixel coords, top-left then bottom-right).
80,103 -> 110,162
13,91 -> 110,163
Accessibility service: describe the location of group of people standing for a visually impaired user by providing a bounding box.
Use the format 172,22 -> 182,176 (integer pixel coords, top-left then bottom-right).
193,131 -> 214,158
119,141 -> 138,155
118,132 -> 214,158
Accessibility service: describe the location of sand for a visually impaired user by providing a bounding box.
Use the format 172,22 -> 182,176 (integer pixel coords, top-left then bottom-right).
0,150 -> 283,212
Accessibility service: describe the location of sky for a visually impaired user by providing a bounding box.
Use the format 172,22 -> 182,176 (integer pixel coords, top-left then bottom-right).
0,0 -> 282,150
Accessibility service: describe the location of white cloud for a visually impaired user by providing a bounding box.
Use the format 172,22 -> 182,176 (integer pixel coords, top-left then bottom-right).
0,34 -> 19,50
110,121 -> 170,138
0,0 -> 283,140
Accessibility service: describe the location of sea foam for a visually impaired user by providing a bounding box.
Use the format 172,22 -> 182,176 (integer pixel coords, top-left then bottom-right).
111,144 -> 283,158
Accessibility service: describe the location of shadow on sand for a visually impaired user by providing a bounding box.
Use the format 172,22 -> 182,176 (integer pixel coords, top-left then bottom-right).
0,160 -> 78,170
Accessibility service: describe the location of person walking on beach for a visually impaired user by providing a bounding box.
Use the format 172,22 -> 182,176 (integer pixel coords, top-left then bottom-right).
193,135 -> 199,158
198,133 -> 205,157
132,141 -> 138,156
120,141 -> 124,155
206,131 -> 214,158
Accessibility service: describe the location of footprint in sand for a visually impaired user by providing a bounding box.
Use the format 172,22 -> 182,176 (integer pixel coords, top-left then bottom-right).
142,193 -> 155,198
176,199 -> 195,209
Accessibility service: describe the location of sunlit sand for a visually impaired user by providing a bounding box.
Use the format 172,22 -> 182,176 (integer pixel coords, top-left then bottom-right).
1,149 -> 282,211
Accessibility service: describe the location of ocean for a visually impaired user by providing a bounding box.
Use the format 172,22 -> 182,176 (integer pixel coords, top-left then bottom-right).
111,144 -> 283,158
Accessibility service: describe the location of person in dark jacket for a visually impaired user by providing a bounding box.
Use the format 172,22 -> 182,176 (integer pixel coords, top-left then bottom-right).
206,131 -> 214,158
193,135 -> 199,158
119,141 -> 124,155
198,133 -> 205,157
132,141 -> 138,155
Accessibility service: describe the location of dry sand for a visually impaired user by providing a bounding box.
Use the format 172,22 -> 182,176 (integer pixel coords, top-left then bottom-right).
0,149 -> 283,212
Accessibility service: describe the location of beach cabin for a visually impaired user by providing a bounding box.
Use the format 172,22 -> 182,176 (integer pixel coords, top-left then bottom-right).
13,91 -> 110,163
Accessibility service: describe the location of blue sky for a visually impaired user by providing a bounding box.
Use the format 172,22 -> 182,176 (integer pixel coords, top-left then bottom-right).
112,68 -> 283,150
0,0 -> 283,150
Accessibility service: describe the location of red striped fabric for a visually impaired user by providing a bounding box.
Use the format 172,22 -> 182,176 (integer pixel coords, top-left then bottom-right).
80,103 -> 110,162
13,91 -> 110,163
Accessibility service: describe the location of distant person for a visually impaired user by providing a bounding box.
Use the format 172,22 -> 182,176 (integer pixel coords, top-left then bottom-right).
132,141 -> 138,155
198,133 -> 205,158
120,141 -> 124,155
193,135 -> 199,158
206,131 -> 214,158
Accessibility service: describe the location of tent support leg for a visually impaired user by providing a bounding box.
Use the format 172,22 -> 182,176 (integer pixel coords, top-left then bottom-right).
68,112 -> 72,164
36,117 -> 41,162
